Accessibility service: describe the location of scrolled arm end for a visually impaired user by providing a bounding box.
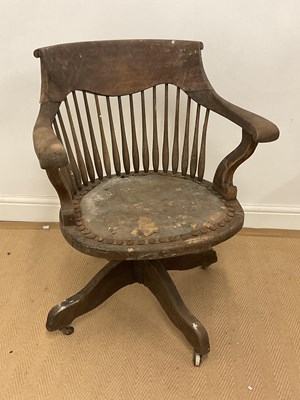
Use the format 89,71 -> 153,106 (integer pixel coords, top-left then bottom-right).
33,102 -> 68,170
33,126 -> 68,169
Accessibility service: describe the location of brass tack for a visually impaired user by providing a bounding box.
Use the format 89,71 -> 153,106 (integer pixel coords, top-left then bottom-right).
126,240 -> 134,245
218,222 -> 226,227
227,207 -> 235,212
225,217 -> 232,222
169,236 -> 178,242
83,229 -> 91,235
149,238 -> 156,244
138,239 -> 145,245
200,228 -> 208,234
76,221 -> 83,226
227,212 -> 235,217
182,233 -> 192,239
105,238 -> 114,244
79,226 -> 85,231
87,233 -> 97,239
209,225 -> 217,231
159,238 -> 166,243
116,239 -> 124,245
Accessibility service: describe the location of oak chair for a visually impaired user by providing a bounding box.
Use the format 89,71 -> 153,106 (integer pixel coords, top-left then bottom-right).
33,40 -> 279,366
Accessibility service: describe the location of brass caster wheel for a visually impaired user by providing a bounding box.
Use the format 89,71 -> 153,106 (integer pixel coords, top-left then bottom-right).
193,351 -> 202,367
60,326 -> 74,335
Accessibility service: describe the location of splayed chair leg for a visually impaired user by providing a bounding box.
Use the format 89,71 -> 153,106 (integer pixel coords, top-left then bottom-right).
139,260 -> 210,364
46,260 -> 135,333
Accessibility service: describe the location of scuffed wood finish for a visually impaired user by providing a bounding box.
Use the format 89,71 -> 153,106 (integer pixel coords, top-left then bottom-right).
162,84 -> 169,173
34,40 -> 208,101
129,94 -> 140,173
46,168 -> 75,226
94,95 -> 111,177
197,108 -> 210,181
64,97 -> 89,185
141,91 -> 149,172
187,89 -> 279,143
152,86 -> 159,172
172,87 -> 181,173
142,260 -> 210,355
118,96 -> 130,174
83,91 -> 103,180
33,39 -> 279,365
213,130 -> 257,200
181,97 -> 191,176
33,102 -> 68,170
47,257 -> 211,356
46,260 -> 135,332
106,96 -> 121,175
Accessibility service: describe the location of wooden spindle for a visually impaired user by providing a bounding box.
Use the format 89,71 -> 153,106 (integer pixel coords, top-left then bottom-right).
190,104 -> 201,178
152,86 -> 159,172
66,165 -> 77,195
94,95 -> 111,177
181,97 -> 191,176
63,98 -> 88,186
53,119 -> 77,194
198,109 -> 210,181
118,96 -> 130,174
172,88 -> 180,173
82,92 -> 103,180
106,96 -> 121,176
141,91 -> 149,172
60,166 -> 75,196
162,84 -> 169,173
56,111 -> 83,188
53,118 -> 63,143
129,94 -> 139,173
71,92 -> 95,182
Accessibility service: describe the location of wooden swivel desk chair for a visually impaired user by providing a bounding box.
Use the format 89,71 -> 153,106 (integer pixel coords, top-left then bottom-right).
33,40 -> 279,365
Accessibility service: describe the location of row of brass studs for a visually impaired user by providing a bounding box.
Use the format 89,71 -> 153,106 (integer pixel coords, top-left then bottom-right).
72,178 -> 238,246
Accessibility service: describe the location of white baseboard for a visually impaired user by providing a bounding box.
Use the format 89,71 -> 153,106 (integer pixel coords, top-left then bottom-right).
0,196 -> 300,230
243,205 -> 300,230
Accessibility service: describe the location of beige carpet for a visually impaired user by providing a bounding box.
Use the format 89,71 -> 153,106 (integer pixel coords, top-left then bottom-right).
0,223 -> 299,400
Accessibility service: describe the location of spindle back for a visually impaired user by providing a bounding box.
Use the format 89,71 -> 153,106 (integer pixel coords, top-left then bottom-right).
35,40 -> 215,194
53,85 -> 211,193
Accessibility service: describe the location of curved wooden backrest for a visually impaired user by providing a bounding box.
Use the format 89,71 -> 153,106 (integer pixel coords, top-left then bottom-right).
34,40 -> 211,102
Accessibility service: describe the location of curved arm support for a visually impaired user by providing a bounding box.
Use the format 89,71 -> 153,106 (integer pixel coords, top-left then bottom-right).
33,102 -> 68,169
187,89 -> 279,143
213,130 -> 257,200
46,168 -> 75,226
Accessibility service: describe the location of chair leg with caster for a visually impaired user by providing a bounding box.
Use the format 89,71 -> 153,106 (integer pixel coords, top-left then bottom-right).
140,260 -> 210,365
46,260 -> 135,333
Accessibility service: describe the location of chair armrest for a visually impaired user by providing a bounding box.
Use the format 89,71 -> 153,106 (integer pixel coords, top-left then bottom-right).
187,89 -> 279,143
33,103 -> 68,169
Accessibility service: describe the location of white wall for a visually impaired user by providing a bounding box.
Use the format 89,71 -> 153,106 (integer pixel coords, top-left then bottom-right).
0,0 -> 299,229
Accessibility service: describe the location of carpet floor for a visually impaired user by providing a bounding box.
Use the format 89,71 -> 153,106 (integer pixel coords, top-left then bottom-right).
0,223 -> 299,400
